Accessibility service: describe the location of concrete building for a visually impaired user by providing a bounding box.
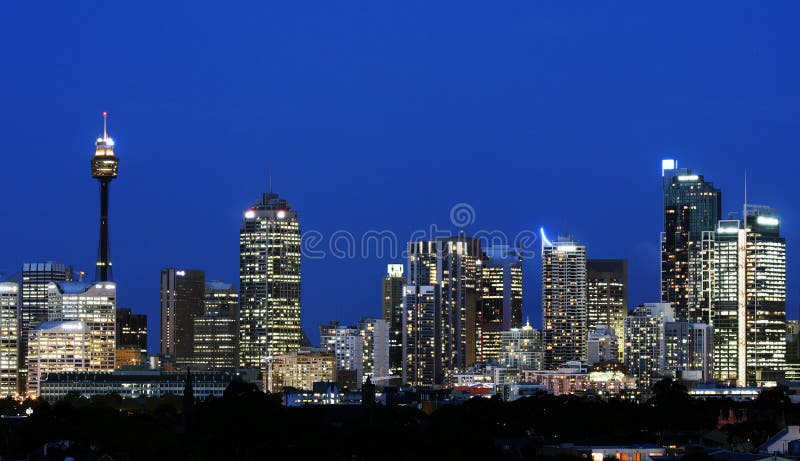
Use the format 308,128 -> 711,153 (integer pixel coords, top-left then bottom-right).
498,321 -> 542,370
266,348 -> 336,393
0,282 -> 18,396
160,268 -> 205,367
587,326 -> 619,367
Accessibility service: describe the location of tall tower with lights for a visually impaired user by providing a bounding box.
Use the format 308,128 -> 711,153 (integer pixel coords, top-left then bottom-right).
239,192 -> 302,368
91,112 -> 119,282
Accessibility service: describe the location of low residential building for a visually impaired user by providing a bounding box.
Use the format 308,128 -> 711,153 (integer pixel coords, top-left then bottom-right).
266,348 -> 336,392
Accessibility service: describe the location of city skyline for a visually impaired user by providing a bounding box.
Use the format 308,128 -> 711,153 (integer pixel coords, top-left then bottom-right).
2,3 -> 800,355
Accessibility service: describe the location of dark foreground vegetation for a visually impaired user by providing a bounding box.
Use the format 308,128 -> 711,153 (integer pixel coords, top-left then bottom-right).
0,380 -> 797,461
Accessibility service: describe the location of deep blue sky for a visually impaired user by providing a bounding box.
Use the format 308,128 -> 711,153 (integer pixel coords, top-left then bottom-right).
1,2 -> 799,353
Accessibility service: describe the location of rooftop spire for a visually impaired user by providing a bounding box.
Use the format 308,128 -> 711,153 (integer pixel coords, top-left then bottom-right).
103,111 -> 108,139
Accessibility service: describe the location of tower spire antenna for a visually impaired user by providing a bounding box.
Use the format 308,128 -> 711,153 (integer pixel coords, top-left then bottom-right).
103,111 -> 108,139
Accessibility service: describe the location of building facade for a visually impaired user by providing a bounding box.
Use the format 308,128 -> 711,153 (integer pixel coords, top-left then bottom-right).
27,321 -> 91,397
116,307 -> 147,367
587,325 -> 619,367
541,231 -> 587,369
624,303 -> 674,389
0,282 -> 18,396
358,317 -> 390,384
239,192 -> 302,367
47,281 -> 116,372
19,262 -> 68,393
267,349 -> 336,393
382,264 -> 405,382
160,268 -> 205,366
661,160 -> 722,323
586,259 -> 627,361
478,245 -> 523,363
498,321 -> 542,370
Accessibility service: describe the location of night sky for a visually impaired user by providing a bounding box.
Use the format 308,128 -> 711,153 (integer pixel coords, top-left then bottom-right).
1,2 -> 799,353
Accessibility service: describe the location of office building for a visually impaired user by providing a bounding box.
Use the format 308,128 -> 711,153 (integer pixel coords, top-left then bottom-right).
586,259 -> 627,361
498,321 -> 542,370
38,370 -> 233,403
712,207 -> 787,386
116,308 -> 147,351
47,281 -> 116,372
19,262 -> 68,392
382,264 -> 405,381
661,160 -> 722,322
478,245 -> 523,362
27,321 -> 91,397
91,113 -> 119,282
0,282 -> 18,396
192,315 -> 237,370
541,231 -> 587,369
587,325 -> 619,367
624,303 -> 674,389
160,268 -> 205,365
204,280 -> 238,317
404,237 -> 482,386
239,192 -> 302,367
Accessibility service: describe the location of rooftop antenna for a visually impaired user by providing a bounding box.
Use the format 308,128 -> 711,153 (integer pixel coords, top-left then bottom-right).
102,111 -> 108,139
743,170 -> 747,228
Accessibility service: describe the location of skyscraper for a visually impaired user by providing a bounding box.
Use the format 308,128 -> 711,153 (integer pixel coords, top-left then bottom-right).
47,281 -> 116,372
160,269 -> 205,366
381,264 -> 405,381
541,230 -> 587,369
239,192 -> 302,367
663,321 -> 713,382
498,321 -> 542,370
712,206 -> 787,386
405,236 -> 481,380
587,325 -> 619,367
320,321 -> 364,389
19,262 -> 68,392
586,259 -> 627,361
91,112 -> 119,282
661,160 -> 722,322
478,245 -> 523,363
0,282 -> 18,396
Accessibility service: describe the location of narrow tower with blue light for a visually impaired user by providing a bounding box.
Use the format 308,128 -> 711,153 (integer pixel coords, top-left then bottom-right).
91,112 -> 119,281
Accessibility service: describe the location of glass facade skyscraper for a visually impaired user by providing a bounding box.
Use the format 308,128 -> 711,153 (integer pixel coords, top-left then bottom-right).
239,192 -> 302,367
586,259 -> 627,361
661,160 -> 722,323
0,282 -> 18,397
160,268 -> 205,366
478,245 -> 523,363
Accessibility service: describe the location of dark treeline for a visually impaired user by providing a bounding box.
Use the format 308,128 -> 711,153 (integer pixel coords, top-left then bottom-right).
0,379 -> 797,461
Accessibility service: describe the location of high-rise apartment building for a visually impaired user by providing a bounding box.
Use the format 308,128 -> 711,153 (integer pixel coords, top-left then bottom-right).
498,321 -> 542,370
661,160 -> 722,323
587,325 -> 619,367
47,281 -> 116,372
478,245 -> 523,363
190,281 -> 239,370
381,264 -> 405,381
160,268 -> 205,366
624,303 -> 674,389
402,284 -> 441,386
320,321 -> 364,389
541,231 -> 587,369
239,192 -> 301,367
358,317 -> 390,384
0,282 -> 18,396
586,259 -> 627,361
663,321 -> 713,382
